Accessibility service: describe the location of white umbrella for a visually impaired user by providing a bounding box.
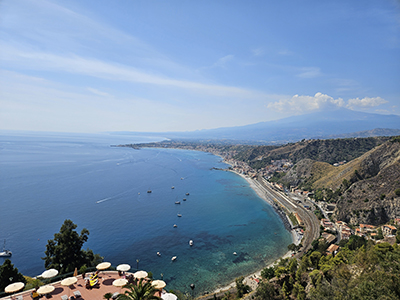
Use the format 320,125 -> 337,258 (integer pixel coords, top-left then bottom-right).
134,270 -> 148,279
37,285 -> 55,295
61,277 -> 78,298
61,277 -> 78,286
113,278 -> 128,287
152,280 -> 166,289
117,264 -> 131,272
162,293 -> 178,300
5,282 -> 25,293
96,262 -> 111,270
41,268 -> 59,279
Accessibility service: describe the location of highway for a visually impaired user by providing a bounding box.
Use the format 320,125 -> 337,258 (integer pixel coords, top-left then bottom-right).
256,176 -> 320,254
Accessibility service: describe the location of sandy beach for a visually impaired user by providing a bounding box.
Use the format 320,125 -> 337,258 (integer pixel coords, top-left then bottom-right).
209,169 -> 299,295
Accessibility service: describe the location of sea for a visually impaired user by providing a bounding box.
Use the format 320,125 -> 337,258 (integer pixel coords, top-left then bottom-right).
0,131 -> 291,295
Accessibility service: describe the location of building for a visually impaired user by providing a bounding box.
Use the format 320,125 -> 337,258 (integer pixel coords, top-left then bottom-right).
382,225 -> 397,236
326,244 -> 339,255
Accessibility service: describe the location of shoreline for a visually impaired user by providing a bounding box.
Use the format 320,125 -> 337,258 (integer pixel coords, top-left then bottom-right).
209,166 -> 299,295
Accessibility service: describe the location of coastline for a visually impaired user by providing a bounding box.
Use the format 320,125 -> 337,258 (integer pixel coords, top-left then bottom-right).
209,166 -> 299,295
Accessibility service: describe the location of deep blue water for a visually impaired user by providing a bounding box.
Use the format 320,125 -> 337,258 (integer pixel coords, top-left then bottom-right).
0,132 -> 291,295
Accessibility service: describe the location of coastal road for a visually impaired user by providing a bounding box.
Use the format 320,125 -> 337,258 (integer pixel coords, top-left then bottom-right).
256,176 -> 320,254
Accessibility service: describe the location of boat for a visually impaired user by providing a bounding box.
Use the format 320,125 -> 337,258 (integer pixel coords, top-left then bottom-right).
171,256 -> 177,261
233,252 -> 237,255
175,201 -> 181,204
181,177 -> 184,180
186,193 -> 190,195
173,224 -> 177,228
0,240 -> 12,257
177,214 -> 182,217
147,190 -> 152,193
183,198 -> 186,201
171,186 -> 175,189
189,240 -> 193,246
157,252 -> 161,256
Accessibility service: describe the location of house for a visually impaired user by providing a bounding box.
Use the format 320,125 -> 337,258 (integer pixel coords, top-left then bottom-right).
326,244 -> 339,255
321,232 -> 336,244
382,225 -> 397,236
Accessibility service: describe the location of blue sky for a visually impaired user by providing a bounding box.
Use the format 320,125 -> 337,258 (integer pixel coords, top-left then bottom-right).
1,0 -> 399,133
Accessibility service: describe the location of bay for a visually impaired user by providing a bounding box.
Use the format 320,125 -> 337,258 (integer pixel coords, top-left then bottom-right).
0,132 -> 291,295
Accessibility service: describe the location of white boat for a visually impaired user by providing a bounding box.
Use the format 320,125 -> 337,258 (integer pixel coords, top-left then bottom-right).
189,240 -> 193,246
171,186 -> 175,189
0,240 -> 12,257
173,224 -> 177,228
233,252 -> 237,255
186,193 -> 190,196
157,252 -> 161,256
183,198 -> 186,201
171,256 -> 177,261
177,214 -> 182,217
175,201 -> 181,204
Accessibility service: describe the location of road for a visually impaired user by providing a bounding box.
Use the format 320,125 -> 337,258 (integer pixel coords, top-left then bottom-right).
256,176 -> 320,255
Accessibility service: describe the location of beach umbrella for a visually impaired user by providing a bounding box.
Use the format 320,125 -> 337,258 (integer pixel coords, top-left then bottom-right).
134,270 -> 148,279
5,282 -> 25,294
41,268 -> 59,279
117,264 -> 131,272
61,277 -> 78,298
152,280 -> 166,289
96,262 -> 111,270
113,278 -> 128,287
161,293 -> 178,300
37,285 -> 55,295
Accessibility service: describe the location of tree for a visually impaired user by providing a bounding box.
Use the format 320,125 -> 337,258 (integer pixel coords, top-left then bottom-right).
0,259 -> 26,292
261,266 -> 275,280
117,279 -> 161,300
254,281 -> 282,300
42,219 -> 103,274
235,276 -> 251,298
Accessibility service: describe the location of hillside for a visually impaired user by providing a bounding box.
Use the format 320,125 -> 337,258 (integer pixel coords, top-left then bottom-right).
280,137 -> 400,225
234,136 -> 390,170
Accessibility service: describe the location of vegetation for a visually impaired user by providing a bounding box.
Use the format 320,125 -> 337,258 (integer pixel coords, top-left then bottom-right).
117,279 -> 161,300
0,259 -> 26,292
42,219 -> 103,274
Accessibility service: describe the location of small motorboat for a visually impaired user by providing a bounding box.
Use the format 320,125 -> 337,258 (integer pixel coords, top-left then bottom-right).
233,252 -> 237,255
157,252 -> 161,256
171,256 -> 177,261
0,240 -> 12,257
181,177 -> 184,180
171,186 -> 175,189
147,190 -> 152,193
173,224 -> 177,228
189,240 -> 193,246
183,198 -> 186,201
177,214 -> 182,217
186,193 -> 190,196
175,201 -> 181,204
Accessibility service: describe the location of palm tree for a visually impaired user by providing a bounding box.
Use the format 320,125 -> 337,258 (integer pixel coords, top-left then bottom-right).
117,279 -> 161,300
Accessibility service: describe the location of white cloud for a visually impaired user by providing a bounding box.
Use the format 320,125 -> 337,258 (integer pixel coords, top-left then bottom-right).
252,48 -> 264,56
268,92 -> 389,113
267,92 -> 344,112
87,88 -> 112,97
296,67 -> 322,78
347,97 -> 388,109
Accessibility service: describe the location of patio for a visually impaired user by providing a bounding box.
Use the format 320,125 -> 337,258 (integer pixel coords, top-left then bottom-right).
4,271 -> 136,300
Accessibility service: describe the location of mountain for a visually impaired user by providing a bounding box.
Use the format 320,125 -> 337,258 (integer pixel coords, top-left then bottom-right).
114,108 -> 400,144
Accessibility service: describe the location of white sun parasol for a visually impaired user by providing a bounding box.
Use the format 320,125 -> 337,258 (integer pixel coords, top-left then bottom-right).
5,282 -> 25,293
37,285 -> 55,295
162,293 -> 178,300
41,268 -> 59,279
152,280 -> 166,289
113,278 -> 128,287
134,270 -> 148,279
116,264 -> 131,272
61,277 -> 78,298
61,277 -> 78,286
96,262 -> 111,270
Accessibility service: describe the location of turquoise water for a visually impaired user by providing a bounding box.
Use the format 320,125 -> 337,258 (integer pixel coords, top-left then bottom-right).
0,132 -> 291,295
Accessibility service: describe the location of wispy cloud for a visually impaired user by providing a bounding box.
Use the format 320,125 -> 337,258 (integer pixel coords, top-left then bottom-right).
87,88 -> 113,97
296,67 -> 322,79
251,48 -> 264,56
